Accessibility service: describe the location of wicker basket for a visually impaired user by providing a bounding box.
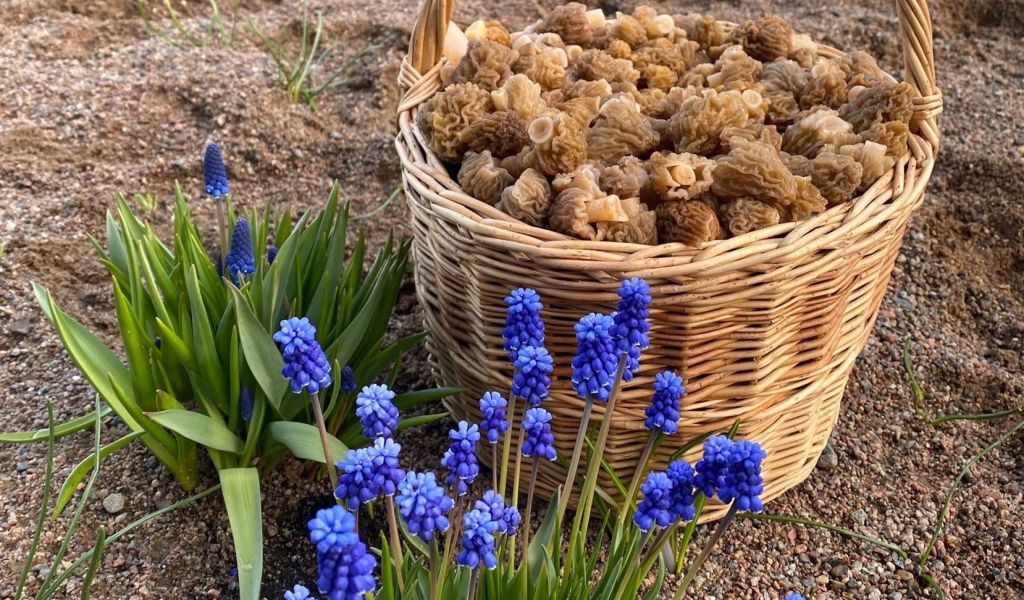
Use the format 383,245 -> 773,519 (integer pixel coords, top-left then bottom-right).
396,0 -> 942,517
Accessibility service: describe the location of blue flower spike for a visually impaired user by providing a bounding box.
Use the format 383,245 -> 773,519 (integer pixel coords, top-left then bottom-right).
633,471 -> 676,532
521,407 -> 557,461
693,435 -> 767,512
441,421 -> 480,496
612,278 -> 651,381
334,438 -> 405,510
273,317 -> 332,395
225,217 -> 256,285
308,505 -> 376,599
457,507 -> 500,570
355,384 -> 399,440
512,345 -> 554,406
503,288 -> 544,364
644,371 -> 684,435
203,143 -> 229,198
571,313 -> 619,402
479,391 -> 509,444
396,471 -> 454,542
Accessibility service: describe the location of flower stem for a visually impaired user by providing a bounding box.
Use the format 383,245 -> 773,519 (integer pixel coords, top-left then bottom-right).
214,197 -> 228,275
676,503 -> 739,598
444,494 -> 466,567
674,493 -> 706,574
620,429 -> 658,527
511,404 -> 529,512
573,354 -> 627,547
310,392 -> 338,491
521,457 -> 540,558
498,389 -> 517,495
386,496 -> 406,593
492,442 -> 499,492
557,395 -> 594,518
468,566 -> 481,600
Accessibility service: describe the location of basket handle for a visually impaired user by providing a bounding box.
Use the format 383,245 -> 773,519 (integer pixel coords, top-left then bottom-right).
404,0 -> 941,149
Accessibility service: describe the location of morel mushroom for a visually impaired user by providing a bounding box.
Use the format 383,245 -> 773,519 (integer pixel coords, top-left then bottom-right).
720,197 -> 782,236
727,16 -> 794,62
837,141 -> 895,191
721,123 -> 782,153
760,58 -> 809,124
600,156 -> 650,200
528,111 -> 588,176
800,59 -> 849,110
646,151 -> 715,202
572,49 -> 641,85
837,50 -> 886,88
491,74 -> 545,121
556,96 -> 601,128
552,163 -> 604,198
781,107 -> 859,158
548,187 -> 628,240
586,96 -> 660,161
498,168 -> 552,226
465,19 -> 512,47
603,197 -> 658,244
514,43 -> 568,90
452,40 -> 519,90
807,150 -> 864,206
460,110 -> 529,157
655,199 -> 723,246
665,89 -> 754,155
677,13 -> 728,50
790,176 -> 828,219
609,13 -> 648,49
458,150 -> 515,204
536,2 -> 594,46
711,139 -> 797,209
417,82 -> 493,162
562,78 -> 614,101
705,45 -> 763,92
631,37 -> 701,78
838,81 -> 915,132
859,120 -> 909,157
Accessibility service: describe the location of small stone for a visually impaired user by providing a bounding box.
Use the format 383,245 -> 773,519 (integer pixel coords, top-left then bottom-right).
818,443 -> 839,471
9,318 -> 32,336
851,508 -> 868,526
896,569 -> 914,581
103,492 -> 126,514
16,462 -> 29,473
831,563 -> 850,578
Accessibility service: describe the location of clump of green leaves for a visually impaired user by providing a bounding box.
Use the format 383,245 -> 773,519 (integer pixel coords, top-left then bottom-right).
5,184 -> 450,600
138,0 -> 240,48
248,7 -> 376,109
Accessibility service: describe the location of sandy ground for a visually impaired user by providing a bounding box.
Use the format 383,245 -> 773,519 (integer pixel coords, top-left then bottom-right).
1,0 -> 1022,598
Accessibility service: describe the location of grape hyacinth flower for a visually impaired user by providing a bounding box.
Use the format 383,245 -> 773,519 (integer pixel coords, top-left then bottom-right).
783,594 -> 806,600
521,407 -> 557,461
479,391 -> 509,444
334,438 -> 404,508
338,366 -> 357,393
611,278 -> 652,381
666,459 -> 697,522
355,384 -> 399,440
203,143 -> 229,198
308,506 -> 377,600
396,471 -> 453,542
274,317 -> 332,394
239,388 -> 253,423
570,313 -> 619,402
633,471 -> 676,531
266,244 -> 278,264
441,421 -> 480,495
225,217 -> 256,285
511,345 -> 553,406
644,371 -> 684,435
457,507 -> 500,570
693,436 -> 767,512
502,288 -> 544,364
284,584 -> 311,600
474,489 -> 519,536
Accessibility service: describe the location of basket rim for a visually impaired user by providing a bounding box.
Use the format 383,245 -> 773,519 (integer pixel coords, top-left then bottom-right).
395,21 -> 937,274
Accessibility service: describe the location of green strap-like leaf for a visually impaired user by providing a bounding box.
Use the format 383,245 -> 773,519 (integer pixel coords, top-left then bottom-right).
220,468 -> 263,600
0,405 -> 112,444
265,421 -> 347,464
230,286 -> 287,410
146,410 -> 244,454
